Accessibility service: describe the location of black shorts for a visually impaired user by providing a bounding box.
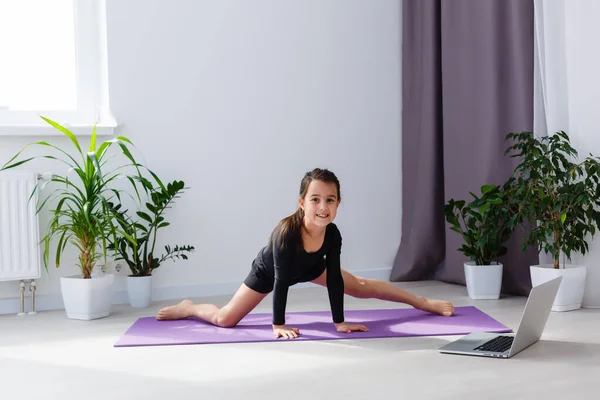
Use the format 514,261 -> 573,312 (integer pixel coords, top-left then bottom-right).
243,261 -> 327,294
243,263 -> 275,294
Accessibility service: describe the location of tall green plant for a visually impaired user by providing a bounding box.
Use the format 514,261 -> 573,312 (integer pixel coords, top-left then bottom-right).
444,184 -> 514,265
109,176 -> 194,276
504,131 -> 600,269
0,117 -> 141,278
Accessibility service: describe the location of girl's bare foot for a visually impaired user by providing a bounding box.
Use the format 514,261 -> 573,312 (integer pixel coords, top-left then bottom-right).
415,297 -> 454,317
156,299 -> 195,320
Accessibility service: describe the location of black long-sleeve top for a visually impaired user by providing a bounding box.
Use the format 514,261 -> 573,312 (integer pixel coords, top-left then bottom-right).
252,222 -> 345,325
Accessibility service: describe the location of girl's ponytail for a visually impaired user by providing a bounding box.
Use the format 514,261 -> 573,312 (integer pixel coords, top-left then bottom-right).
271,207 -> 306,252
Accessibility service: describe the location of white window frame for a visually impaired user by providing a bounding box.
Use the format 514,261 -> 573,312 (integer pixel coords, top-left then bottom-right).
0,0 -> 116,136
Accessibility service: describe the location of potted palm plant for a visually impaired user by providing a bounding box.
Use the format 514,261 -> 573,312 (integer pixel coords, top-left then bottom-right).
444,184 -> 515,299
0,116 -> 142,320
109,176 -> 194,308
504,130 -> 600,311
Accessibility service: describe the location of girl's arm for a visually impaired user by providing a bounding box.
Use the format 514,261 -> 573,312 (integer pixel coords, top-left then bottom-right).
326,226 -> 345,324
272,233 -> 293,326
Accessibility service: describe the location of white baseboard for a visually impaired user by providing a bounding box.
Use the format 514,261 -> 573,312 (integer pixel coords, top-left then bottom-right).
0,268 -> 392,316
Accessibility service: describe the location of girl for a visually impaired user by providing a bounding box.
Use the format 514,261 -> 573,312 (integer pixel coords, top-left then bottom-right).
157,168 -> 455,339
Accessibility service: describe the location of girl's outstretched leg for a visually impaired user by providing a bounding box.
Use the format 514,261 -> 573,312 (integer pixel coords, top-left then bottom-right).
156,283 -> 268,327
311,268 -> 455,317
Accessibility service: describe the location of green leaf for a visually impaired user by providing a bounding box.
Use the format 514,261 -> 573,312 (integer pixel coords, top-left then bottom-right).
115,135 -> 134,145
117,141 -> 137,166
89,125 -> 97,152
479,203 -> 490,214
1,156 -> 37,170
561,213 -> 567,224
88,152 -> 102,181
40,116 -> 83,157
96,140 -> 113,161
146,202 -> 157,214
148,169 -> 167,192
481,184 -> 495,194
136,211 -> 153,224
133,223 -> 148,233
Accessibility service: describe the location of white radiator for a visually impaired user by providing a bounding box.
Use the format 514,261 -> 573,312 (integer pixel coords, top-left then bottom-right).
0,171 -> 41,282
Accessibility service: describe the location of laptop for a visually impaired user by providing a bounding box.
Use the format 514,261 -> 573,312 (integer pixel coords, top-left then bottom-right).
438,276 -> 562,359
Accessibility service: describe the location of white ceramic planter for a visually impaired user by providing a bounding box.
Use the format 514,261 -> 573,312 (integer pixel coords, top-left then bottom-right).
127,275 -> 153,308
464,261 -> 503,299
60,274 -> 115,320
530,264 -> 586,312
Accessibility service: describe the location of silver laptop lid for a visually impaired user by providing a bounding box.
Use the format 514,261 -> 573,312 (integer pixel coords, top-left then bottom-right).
509,276 -> 562,356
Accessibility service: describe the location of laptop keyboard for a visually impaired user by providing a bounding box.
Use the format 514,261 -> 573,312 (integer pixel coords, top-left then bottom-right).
474,335 -> 514,353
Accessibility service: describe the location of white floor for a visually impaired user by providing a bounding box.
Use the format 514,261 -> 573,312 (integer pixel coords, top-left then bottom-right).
1,280 -> 599,400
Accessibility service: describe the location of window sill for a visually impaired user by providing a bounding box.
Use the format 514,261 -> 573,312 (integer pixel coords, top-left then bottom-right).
0,123 -> 117,137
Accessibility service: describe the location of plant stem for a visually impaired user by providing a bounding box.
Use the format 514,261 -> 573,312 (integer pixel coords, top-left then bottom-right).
149,191 -> 177,260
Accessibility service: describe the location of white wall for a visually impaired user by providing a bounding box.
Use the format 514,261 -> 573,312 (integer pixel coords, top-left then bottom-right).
0,0 -> 402,312
534,0 -> 600,307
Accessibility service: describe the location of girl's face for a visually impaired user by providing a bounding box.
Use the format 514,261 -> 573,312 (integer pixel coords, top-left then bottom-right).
299,180 -> 340,228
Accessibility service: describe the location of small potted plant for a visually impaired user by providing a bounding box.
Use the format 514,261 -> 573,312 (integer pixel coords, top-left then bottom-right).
504,130 -> 600,311
109,175 -> 195,308
444,184 -> 515,299
0,117 -> 143,320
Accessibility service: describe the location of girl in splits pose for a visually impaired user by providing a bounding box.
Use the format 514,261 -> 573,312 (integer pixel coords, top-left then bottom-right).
157,168 -> 455,339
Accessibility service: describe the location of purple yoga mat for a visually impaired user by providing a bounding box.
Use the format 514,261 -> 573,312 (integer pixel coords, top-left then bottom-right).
114,306 -> 512,347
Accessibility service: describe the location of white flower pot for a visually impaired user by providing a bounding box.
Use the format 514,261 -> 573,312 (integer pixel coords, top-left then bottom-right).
127,275 -> 153,308
530,264 -> 586,312
60,274 -> 115,320
464,261 -> 503,299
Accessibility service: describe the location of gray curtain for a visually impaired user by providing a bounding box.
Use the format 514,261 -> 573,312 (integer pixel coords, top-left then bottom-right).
391,0 -> 539,296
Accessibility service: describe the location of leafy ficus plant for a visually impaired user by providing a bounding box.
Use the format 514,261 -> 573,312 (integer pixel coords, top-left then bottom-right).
109,177 -> 195,276
504,131 -> 600,269
445,184 -> 514,266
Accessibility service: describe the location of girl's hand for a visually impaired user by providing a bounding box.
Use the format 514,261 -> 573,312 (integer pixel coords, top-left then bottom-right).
334,322 -> 369,334
272,324 -> 300,339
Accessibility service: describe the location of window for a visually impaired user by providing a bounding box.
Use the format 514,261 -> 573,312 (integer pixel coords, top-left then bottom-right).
0,0 -> 115,135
